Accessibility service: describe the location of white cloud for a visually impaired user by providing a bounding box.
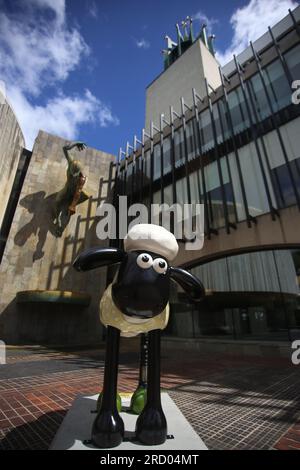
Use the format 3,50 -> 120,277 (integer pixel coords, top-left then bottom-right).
0,2 -> 88,96
0,0 -> 119,149
88,0 -> 98,19
192,11 -> 218,32
8,87 -> 119,149
216,0 -> 299,65
27,0 -> 66,25
135,38 -> 150,49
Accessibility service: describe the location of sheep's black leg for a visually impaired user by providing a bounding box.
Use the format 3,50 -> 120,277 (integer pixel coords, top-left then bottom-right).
139,333 -> 148,388
135,329 -> 167,445
130,333 -> 148,414
91,326 -> 124,448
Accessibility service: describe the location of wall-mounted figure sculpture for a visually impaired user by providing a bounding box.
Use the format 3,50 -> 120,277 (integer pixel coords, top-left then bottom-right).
73,224 -> 205,448
53,141 -> 89,236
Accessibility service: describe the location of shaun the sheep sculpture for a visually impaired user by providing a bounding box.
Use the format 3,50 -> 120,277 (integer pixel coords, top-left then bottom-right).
73,224 -> 205,448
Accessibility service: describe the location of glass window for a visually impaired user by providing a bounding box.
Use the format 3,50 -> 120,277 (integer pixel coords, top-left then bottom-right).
216,99 -> 230,142
163,136 -> 171,175
153,189 -> 160,205
238,141 -> 271,216
189,170 -> 202,204
227,86 -> 250,134
174,127 -> 185,167
175,177 -> 188,204
167,249 -> 300,341
153,144 -> 161,180
226,152 -> 246,222
221,157 -> 237,225
263,120 -> 300,208
274,250 -> 300,294
135,156 -> 141,191
248,73 -> 271,121
272,157 -> 300,207
193,258 -> 230,291
205,158 -> 234,223
144,149 -> 151,179
212,103 -> 223,145
291,250 -> 300,293
127,160 -> 133,179
205,160 -> 226,229
186,119 -> 196,160
264,58 -> 291,112
285,44 -> 300,81
199,109 -> 214,153
279,116 -> 300,164
163,184 -> 173,206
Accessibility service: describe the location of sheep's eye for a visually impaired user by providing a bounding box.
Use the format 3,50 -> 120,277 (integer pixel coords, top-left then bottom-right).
153,258 -> 168,274
136,253 -> 153,269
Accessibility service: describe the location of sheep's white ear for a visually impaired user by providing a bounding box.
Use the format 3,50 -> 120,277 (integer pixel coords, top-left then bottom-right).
169,267 -> 205,301
73,248 -> 125,272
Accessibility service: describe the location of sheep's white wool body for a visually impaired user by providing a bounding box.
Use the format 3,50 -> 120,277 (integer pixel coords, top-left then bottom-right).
124,224 -> 178,262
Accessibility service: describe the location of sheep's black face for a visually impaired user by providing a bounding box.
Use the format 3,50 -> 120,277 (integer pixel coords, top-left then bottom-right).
111,251 -> 170,319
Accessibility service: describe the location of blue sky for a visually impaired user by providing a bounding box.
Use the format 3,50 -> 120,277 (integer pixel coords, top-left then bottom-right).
0,0 -> 299,155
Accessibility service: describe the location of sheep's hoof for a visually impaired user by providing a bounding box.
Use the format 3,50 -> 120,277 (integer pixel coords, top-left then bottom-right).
92,410 -> 124,448
135,405 -> 167,445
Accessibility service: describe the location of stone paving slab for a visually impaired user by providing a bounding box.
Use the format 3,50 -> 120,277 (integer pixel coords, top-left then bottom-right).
50,393 -> 207,450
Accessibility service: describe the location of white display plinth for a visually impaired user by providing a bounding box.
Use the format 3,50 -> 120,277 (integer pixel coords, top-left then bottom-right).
50,393 -> 207,450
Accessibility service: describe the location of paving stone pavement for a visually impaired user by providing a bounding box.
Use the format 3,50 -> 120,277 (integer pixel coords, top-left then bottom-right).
0,342 -> 299,450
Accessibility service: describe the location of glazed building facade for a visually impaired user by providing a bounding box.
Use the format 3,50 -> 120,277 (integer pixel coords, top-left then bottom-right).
115,7 -> 300,343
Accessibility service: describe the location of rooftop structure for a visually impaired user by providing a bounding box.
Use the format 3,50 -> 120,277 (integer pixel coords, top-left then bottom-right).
162,16 -> 215,71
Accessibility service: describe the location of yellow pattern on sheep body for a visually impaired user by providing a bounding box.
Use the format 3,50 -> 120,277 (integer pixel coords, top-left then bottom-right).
100,284 -> 169,337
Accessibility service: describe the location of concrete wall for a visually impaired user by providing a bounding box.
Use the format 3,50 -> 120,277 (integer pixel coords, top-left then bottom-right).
0,130 -> 115,345
0,96 -> 25,229
175,205 -> 300,268
145,39 -> 221,130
